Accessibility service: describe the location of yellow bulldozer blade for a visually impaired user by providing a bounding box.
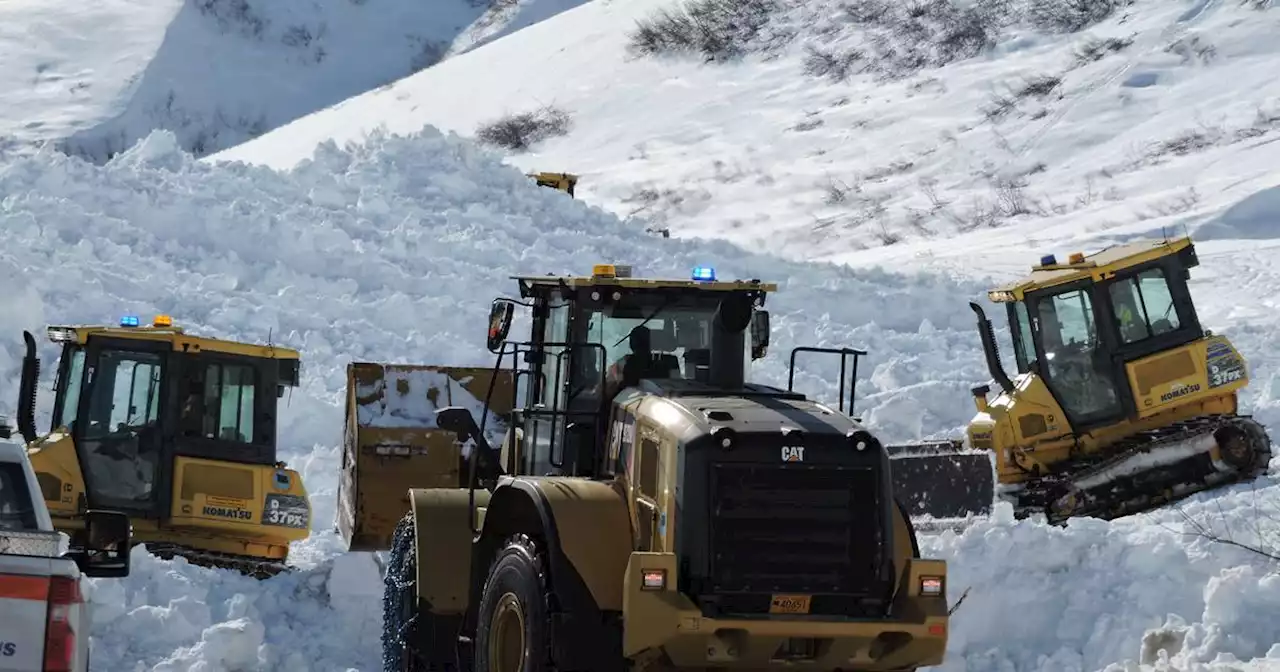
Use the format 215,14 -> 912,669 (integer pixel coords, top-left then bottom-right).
336,362 -> 515,551
885,440 -> 996,531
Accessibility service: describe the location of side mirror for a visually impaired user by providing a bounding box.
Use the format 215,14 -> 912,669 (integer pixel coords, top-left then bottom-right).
0,419 -> 11,440
69,510 -> 132,578
487,299 -> 515,353
750,310 -> 770,360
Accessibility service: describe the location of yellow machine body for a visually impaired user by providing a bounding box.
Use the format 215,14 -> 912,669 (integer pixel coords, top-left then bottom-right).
380,264 -> 953,671
17,318 -> 311,577
951,236 -> 1272,522
527,171 -> 579,197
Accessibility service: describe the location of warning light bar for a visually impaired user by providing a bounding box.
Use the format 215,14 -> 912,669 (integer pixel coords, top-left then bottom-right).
691,266 -> 716,282
119,315 -> 140,327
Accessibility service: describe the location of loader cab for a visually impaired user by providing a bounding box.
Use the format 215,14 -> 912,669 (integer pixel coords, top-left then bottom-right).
489,265 -> 773,479
988,238 -> 1204,431
34,316 -> 301,517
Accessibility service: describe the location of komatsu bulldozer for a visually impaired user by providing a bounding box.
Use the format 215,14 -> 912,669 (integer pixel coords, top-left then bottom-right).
891,235 -> 1273,525
363,263 -> 953,671
16,315 -> 313,578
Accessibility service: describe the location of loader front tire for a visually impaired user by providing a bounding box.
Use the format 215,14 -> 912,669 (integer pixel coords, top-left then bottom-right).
474,534 -> 554,672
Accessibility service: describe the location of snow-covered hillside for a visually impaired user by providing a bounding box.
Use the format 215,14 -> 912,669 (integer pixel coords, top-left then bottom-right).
217,0 -> 1280,263
2,0 -> 1279,669
0,0 -> 588,161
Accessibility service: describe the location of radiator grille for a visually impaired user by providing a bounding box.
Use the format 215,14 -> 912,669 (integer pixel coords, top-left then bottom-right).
708,463 -> 883,595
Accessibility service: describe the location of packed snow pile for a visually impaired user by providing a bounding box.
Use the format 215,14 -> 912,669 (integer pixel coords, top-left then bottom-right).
928,489 -> 1280,672
0,0 -> 589,161
4,121 -> 1278,670
0,125 -> 996,668
216,0 -> 1280,261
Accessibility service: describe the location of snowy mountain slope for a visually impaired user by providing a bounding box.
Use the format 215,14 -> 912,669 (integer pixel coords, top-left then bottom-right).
4,123 -> 1279,670
0,0 -> 590,162
0,0 -> 184,153
214,0 -> 1280,262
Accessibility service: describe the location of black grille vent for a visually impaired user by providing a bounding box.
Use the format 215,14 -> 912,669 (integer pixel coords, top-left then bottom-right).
708,462 -> 883,595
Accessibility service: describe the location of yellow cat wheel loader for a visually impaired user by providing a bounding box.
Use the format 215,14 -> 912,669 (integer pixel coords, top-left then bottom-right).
889,235 -> 1272,525
376,263 -> 954,672
16,315 -> 313,579
527,171 -> 578,197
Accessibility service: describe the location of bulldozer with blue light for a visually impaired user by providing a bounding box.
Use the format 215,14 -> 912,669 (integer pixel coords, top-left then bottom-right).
16,314 -> 313,578
888,234 -> 1272,526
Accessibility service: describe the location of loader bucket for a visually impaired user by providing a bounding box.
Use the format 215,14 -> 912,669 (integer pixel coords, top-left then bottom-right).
336,362 -> 515,552
885,440 -> 995,527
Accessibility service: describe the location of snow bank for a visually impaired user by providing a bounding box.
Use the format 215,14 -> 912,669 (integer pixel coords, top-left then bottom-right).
0,125 -> 994,669
929,483 -> 1280,672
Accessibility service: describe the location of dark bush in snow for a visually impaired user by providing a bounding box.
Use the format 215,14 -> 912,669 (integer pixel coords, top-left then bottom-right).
474,105 -> 573,151
627,0 -> 781,61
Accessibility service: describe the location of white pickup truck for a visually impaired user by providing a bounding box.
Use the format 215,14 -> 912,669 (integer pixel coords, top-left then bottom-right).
0,420 -> 132,672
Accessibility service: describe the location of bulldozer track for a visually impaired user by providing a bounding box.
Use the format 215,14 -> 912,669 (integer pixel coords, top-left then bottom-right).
1011,414 -> 1273,524
146,543 -> 292,580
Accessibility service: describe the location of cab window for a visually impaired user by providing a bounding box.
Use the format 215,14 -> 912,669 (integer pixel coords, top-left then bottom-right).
83,350 -> 163,439
179,362 -> 257,443
1108,268 -> 1181,344
1036,287 -> 1123,422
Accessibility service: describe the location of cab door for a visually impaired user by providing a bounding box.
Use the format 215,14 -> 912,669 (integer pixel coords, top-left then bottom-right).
73,336 -> 171,517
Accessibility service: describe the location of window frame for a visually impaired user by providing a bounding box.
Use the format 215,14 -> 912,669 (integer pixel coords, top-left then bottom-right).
171,352 -> 276,467
1107,267 -> 1182,346
72,335 -> 172,517
198,361 -> 259,445
1099,256 -> 1203,365
51,344 -> 87,432
1024,280 -> 1128,431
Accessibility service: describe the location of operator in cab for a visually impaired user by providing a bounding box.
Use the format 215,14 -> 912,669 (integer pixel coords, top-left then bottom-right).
603,326 -> 680,399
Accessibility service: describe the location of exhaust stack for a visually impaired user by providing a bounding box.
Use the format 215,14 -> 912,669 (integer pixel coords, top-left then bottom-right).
18,331 -> 40,444
709,294 -> 753,389
969,302 -> 1014,395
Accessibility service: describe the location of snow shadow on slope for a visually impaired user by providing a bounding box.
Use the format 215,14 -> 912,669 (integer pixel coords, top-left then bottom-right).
1194,182 -> 1280,241
55,0 -> 586,163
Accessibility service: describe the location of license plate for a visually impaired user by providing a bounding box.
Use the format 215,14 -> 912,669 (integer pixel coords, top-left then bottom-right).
769,594 -> 812,614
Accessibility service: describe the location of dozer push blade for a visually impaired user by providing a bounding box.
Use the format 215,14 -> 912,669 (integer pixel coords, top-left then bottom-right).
885,440 -> 995,530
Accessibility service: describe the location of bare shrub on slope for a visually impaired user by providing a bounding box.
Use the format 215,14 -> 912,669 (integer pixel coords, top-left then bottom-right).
633,0 -> 1137,80
626,0 -> 785,61
1026,0 -> 1135,33
474,105 -> 573,151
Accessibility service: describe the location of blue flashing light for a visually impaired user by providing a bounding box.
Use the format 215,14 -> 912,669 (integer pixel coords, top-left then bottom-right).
120,315 -> 140,327
1039,254 -> 1057,266
691,266 -> 717,282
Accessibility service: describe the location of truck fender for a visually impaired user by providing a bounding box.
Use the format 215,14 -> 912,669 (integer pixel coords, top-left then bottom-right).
408,487 -> 491,614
